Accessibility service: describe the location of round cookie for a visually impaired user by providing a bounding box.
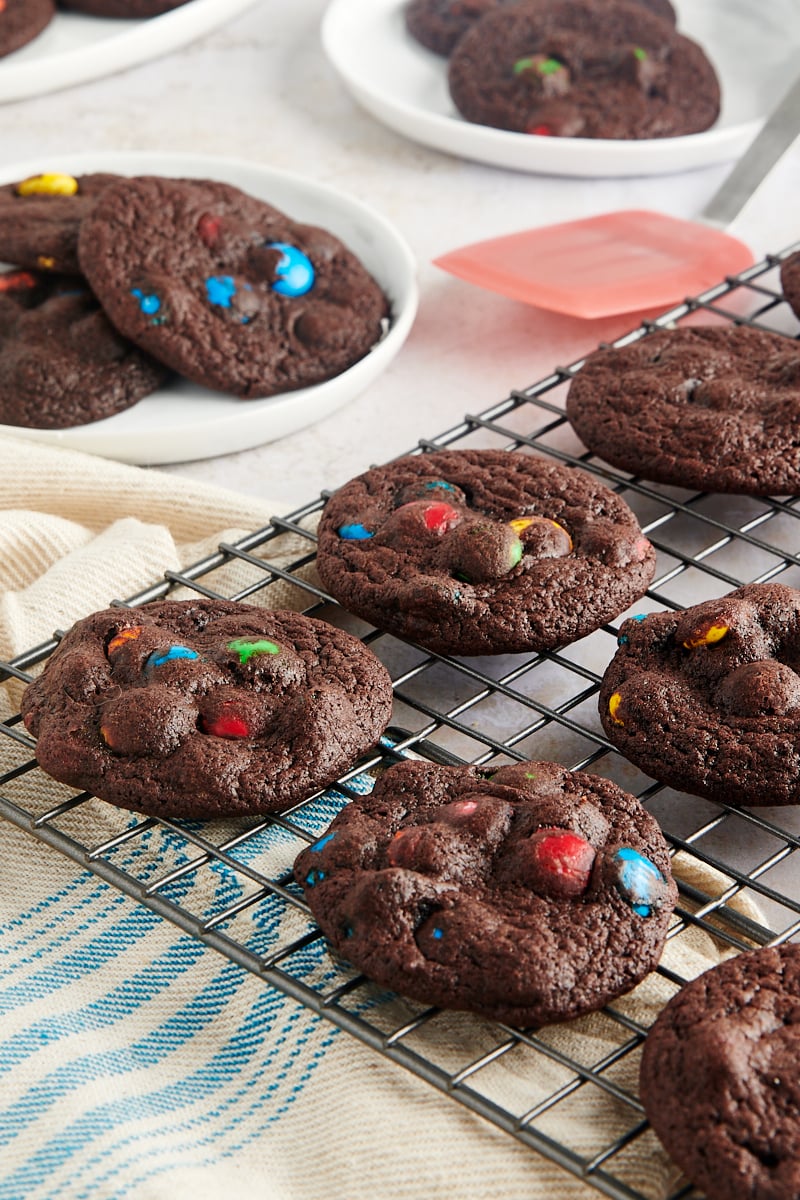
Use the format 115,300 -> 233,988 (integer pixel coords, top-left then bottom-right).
566,326 -> 800,497
58,0 -> 191,15
77,176 -> 389,399
405,0 -> 675,58
21,599 -> 394,820
0,0 -> 54,58
600,583 -> 800,807
294,759 -> 677,1026
640,943 -> 800,1200
0,270 -> 168,428
315,449 -> 656,656
779,250 -> 800,323
0,172 -> 121,276
447,0 -> 718,139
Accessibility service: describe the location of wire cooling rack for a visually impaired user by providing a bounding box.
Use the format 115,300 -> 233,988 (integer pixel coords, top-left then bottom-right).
3,247 -> 800,1200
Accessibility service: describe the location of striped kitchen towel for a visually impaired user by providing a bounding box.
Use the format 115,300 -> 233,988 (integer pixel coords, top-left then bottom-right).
0,436 -> 764,1200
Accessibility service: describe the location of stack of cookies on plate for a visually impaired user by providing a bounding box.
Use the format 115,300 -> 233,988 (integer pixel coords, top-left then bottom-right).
0,170 -> 388,428
406,0 -> 721,139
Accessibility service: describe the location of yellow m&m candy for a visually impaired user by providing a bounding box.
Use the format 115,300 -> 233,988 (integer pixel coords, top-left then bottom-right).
682,622 -> 729,650
16,174 -> 79,198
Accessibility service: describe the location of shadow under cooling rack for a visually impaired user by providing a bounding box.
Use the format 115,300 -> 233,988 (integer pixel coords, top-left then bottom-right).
2,247 -> 800,1200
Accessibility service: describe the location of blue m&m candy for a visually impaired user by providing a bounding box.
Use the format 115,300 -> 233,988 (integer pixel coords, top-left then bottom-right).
145,646 -> 199,672
131,287 -> 161,315
612,847 -> 667,917
266,243 -> 315,298
204,276 -> 256,324
205,275 -> 237,308
310,832 -> 336,853
338,523 -> 374,541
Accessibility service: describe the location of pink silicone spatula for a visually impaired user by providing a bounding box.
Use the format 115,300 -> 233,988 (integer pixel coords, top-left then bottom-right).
434,74 -> 800,320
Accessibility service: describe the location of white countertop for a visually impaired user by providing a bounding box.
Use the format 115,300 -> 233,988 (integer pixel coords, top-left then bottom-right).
3,0 -> 800,514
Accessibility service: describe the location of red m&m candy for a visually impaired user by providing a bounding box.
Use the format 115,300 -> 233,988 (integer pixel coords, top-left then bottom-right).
197,213 -> 223,247
528,827 -> 596,898
201,712 -> 251,739
423,502 -> 461,535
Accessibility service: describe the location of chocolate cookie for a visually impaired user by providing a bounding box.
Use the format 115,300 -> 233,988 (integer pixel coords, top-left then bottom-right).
315,449 -> 656,656
0,0 -> 54,58
405,0 -> 506,56
405,0 -> 675,58
447,0 -> 718,139
0,270 -> 167,429
21,599 -> 394,820
58,0 -> 191,15
566,326 -> 800,497
294,759 -> 677,1025
640,943 -> 800,1200
77,176 -> 389,399
0,172 -> 120,276
636,0 -> 676,24
780,250 -> 800,323
600,583 -> 800,807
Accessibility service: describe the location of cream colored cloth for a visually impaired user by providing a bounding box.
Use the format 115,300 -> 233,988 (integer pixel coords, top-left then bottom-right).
0,435 -> 313,660
0,437 -> 762,1200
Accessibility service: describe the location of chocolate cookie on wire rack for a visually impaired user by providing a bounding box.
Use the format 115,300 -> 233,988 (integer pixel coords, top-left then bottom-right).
780,250 -> 800,322
640,943 -> 800,1200
600,583 -> 800,807
21,599 -> 394,820
315,448 -> 655,656
566,325 -> 800,496
295,758 -> 677,1026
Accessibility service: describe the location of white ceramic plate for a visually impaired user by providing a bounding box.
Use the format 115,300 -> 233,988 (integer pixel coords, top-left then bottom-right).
0,0 -> 260,104
0,152 -> 418,465
322,0 -> 800,178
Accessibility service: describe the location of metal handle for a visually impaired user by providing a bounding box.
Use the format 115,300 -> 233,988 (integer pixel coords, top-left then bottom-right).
701,73 -> 800,229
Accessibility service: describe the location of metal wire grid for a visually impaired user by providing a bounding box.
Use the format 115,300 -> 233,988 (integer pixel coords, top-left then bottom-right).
2,246 -> 800,1200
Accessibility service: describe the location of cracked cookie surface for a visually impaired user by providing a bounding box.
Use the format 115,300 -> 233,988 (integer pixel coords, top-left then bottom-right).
22,598 -> 394,820
640,943 -> 800,1200
566,326 -> 800,496
600,583 -> 800,806
77,175 -> 389,398
316,449 -> 655,655
295,758 -> 677,1025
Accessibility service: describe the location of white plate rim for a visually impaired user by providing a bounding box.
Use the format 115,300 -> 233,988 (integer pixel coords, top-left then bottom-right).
0,150 -> 418,465
321,0 -> 794,178
0,0 -> 261,104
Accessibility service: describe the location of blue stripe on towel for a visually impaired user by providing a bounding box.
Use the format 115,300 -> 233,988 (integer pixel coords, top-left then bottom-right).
0,772 -> 383,1199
